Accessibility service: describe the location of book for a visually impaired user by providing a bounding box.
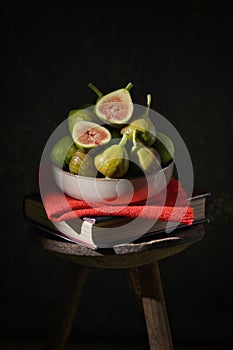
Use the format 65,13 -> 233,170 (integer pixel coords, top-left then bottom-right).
23,189 -> 210,249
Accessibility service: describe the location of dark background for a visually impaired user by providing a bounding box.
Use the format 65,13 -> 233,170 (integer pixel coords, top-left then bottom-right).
1,1 -> 233,347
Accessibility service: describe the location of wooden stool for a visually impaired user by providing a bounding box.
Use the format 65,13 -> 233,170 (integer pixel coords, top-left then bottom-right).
28,224 -> 205,350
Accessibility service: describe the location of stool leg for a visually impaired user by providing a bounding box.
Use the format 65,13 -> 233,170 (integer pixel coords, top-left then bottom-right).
128,261 -> 174,350
44,262 -> 88,350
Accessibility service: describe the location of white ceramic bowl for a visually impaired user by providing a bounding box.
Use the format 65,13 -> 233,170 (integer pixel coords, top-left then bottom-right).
51,161 -> 174,205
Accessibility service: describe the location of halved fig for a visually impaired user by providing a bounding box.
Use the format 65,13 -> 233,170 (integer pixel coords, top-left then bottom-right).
88,82 -> 134,126
68,108 -> 97,134
71,120 -> 111,149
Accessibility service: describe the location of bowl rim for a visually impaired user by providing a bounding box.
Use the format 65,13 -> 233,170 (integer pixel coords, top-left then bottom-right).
51,159 -> 174,182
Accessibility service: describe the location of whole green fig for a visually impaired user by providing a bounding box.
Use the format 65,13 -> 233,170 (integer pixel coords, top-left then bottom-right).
121,94 -> 156,146
130,134 -> 161,174
69,150 -> 96,177
152,132 -> 175,166
94,134 -> 129,178
50,135 -> 77,169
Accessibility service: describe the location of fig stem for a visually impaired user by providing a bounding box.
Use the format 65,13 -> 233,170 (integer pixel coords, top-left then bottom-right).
119,133 -> 128,148
132,129 -> 137,151
146,93 -> 152,116
88,82 -> 103,98
125,82 -> 133,91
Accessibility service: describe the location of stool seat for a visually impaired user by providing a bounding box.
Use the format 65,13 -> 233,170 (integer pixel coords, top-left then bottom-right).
27,224 -> 205,350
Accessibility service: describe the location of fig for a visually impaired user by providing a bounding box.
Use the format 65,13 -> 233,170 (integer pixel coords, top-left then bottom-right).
50,135 -> 77,169
88,82 -> 134,126
69,150 -> 96,177
71,120 -> 111,149
130,132 -> 161,174
121,94 -> 156,146
65,142 -> 79,163
131,146 -> 161,174
152,132 -> 175,166
68,108 -> 97,134
94,134 -> 129,178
